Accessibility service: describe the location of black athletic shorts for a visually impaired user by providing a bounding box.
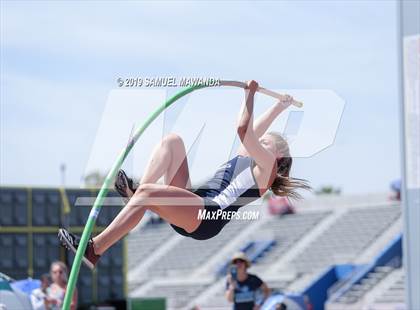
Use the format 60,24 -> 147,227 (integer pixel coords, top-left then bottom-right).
169,190 -> 227,240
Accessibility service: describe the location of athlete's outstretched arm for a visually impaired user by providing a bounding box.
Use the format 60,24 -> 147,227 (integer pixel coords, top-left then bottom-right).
236,82 -> 256,136
253,97 -> 293,138
236,80 -> 274,171
237,85 -> 294,156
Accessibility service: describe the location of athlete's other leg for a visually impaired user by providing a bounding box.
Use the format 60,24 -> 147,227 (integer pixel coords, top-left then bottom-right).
93,184 -> 203,255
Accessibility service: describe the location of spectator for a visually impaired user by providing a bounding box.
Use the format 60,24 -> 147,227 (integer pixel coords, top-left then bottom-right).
275,303 -> 287,310
47,261 -> 78,310
303,295 -> 313,310
30,274 -> 50,310
268,195 -> 295,216
225,252 -> 271,310
390,179 -> 401,201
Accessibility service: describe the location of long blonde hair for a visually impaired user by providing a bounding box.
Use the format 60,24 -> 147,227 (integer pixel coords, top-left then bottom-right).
267,132 -> 311,199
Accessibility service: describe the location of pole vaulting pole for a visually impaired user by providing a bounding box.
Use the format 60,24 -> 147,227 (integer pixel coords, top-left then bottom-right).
62,80 -> 302,309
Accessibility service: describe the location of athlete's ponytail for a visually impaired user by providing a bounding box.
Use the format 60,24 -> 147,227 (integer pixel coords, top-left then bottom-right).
267,132 -> 311,199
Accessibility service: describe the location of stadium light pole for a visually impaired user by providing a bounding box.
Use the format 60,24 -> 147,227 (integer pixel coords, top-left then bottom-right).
60,163 -> 66,187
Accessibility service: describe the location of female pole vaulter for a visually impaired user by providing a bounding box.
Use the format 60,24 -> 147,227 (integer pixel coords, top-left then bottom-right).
58,80 -> 309,269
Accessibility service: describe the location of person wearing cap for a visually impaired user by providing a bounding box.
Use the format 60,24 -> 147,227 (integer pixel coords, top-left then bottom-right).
225,252 -> 271,310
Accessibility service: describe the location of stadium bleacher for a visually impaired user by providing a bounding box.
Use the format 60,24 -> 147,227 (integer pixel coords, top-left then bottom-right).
147,218 -> 247,277
326,267 -> 405,310
290,206 -> 401,274
249,211 -> 330,274
374,268 -> 405,305
127,221 -> 174,271
127,215 -> 250,294
333,266 -> 396,305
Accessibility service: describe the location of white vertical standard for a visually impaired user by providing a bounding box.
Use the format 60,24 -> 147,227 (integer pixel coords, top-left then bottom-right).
399,1 -> 420,309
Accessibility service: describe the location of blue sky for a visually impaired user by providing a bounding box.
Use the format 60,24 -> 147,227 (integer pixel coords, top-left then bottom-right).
1,1 -> 401,195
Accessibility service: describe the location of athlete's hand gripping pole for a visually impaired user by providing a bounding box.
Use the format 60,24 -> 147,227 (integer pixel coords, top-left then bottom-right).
219,80 -> 304,108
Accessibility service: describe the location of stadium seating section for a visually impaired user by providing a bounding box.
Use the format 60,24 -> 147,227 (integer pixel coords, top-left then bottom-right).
125,196 -> 402,309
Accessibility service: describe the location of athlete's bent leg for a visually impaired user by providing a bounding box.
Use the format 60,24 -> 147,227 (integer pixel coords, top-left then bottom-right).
123,133 -> 192,198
